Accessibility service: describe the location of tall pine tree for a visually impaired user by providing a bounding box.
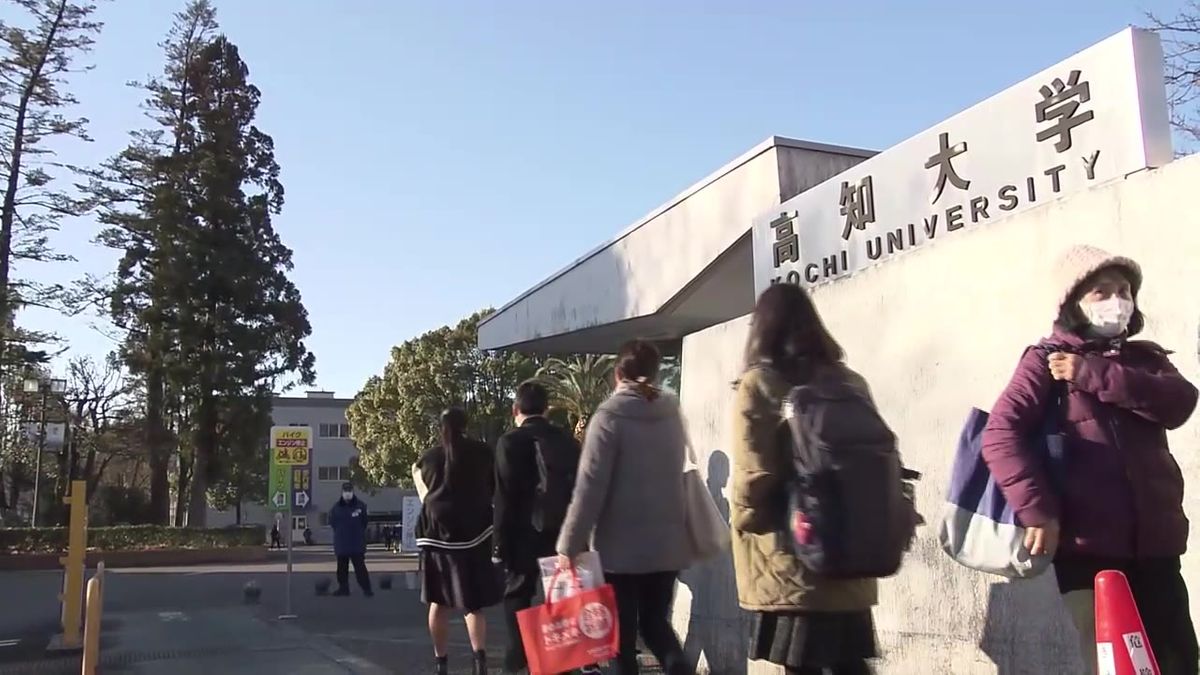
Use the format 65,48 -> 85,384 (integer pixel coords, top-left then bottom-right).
89,2 -> 313,526
0,0 -> 101,351
87,1 -> 217,524
179,35 -> 314,526
0,0 -> 100,517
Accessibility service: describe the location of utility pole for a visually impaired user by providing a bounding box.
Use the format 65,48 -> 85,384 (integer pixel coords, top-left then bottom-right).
30,384 -> 46,527
25,376 -> 66,527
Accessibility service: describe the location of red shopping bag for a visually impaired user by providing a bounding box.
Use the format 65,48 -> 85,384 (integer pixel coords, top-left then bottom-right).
517,570 -> 620,675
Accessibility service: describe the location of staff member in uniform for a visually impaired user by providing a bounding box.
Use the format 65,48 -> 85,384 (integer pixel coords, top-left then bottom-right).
330,482 -> 373,597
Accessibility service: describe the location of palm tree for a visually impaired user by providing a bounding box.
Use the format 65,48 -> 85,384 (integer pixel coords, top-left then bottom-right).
659,355 -> 681,393
535,354 -> 616,441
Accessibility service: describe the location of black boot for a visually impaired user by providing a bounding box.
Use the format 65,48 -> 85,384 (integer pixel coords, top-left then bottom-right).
473,650 -> 488,675
434,655 -> 448,675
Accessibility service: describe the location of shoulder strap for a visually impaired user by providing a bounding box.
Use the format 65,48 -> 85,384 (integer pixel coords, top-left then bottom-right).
1022,345 -> 1069,435
1026,341 -> 1082,357
1125,339 -> 1172,358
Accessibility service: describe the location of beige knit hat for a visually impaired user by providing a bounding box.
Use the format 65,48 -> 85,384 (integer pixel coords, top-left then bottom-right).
1053,245 -> 1142,315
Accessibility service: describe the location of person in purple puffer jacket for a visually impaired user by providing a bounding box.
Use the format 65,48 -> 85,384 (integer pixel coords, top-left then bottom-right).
982,245 -> 1198,675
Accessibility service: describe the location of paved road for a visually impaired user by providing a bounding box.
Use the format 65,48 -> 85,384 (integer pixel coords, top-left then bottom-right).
0,547 -> 515,674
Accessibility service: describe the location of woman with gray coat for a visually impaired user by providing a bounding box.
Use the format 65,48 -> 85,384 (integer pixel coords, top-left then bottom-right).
557,339 -> 693,675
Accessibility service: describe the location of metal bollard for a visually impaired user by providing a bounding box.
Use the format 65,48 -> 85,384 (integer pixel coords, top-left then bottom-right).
50,480 -> 88,652
81,562 -> 104,675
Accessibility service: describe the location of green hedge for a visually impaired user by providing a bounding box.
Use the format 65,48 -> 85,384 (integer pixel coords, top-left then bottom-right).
0,524 -> 267,554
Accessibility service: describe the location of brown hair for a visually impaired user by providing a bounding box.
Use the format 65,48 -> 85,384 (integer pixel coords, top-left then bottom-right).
744,283 -> 843,384
615,339 -> 661,383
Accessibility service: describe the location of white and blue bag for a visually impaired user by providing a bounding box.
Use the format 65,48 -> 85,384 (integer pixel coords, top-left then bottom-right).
936,398 -> 1065,579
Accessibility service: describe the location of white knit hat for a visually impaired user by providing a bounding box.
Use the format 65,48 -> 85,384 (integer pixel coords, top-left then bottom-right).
1053,245 -> 1142,315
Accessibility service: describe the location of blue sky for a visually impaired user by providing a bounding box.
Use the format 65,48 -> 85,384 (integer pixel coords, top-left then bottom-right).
12,0 -> 1185,397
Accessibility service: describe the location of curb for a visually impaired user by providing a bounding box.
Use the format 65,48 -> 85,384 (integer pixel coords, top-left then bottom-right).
0,547 -> 267,571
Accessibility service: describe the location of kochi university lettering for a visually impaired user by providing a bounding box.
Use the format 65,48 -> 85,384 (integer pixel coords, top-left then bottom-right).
770,70 -> 1101,287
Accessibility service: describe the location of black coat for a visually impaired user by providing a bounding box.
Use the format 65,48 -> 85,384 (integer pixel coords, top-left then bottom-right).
414,436 -> 494,550
330,497 -> 368,556
493,417 -> 580,567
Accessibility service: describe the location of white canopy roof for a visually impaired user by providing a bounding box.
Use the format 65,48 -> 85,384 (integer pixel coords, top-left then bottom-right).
478,137 -> 875,353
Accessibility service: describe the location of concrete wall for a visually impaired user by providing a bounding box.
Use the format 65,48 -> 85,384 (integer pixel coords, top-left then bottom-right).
673,154 -> 1200,674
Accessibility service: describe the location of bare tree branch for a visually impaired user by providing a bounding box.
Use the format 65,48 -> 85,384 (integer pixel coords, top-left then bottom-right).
1148,1 -> 1200,152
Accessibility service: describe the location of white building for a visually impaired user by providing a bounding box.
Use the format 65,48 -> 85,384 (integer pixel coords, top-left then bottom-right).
478,28 -> 1199,675
207,390 -> 416,545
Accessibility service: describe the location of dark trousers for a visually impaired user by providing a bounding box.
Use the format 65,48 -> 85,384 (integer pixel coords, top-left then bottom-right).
1056,555 -> 1198,675
337,554 -> 372,593
609,571 -> 689,675
502,562 -> 540,673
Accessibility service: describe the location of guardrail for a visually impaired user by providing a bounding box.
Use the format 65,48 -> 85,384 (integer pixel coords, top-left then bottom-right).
81,561 -> 104,675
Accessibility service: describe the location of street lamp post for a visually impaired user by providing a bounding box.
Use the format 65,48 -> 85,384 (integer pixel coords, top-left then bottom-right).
26,376 -> 67,528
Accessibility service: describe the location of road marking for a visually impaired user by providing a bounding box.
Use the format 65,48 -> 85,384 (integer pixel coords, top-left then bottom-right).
0,639 -> 20,648
158,611 -> 189,622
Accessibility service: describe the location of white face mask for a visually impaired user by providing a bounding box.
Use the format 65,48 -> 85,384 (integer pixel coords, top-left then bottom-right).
342,491 -> 353,501
1079,296 -> 1134,338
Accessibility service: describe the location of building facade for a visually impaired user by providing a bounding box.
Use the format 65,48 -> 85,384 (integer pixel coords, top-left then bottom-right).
207,390 -> 415,545
477,29 -> 1197,675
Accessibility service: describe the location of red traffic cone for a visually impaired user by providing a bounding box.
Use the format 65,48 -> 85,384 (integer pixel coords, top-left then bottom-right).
1094,570 -> 1159,675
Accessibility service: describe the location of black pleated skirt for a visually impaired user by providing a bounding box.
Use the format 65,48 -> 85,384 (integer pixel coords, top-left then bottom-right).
420,544 -> 503,613
749,610 -> 878,669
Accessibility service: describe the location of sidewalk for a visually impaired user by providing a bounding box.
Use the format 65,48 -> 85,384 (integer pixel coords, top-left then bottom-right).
102,608 -> 391,675
0,608 -> 390,675
0,555 -> 651,674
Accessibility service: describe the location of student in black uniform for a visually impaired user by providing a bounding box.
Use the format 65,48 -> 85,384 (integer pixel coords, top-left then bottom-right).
493,380 -> 582,673
415,408 -> 501,675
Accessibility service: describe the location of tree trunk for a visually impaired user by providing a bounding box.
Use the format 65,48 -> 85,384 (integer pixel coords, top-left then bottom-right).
234,498 -> 242,525
82,441 -> 96,495
54,448 -> 68,501
173,450 -> 191,527
186,389 -> 216,528
146,359 -> 171,524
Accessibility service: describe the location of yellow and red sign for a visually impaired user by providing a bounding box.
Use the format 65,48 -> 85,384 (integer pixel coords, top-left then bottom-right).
270,426 -> 311,466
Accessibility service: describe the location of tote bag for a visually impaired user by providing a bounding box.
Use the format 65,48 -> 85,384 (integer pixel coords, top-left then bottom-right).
517,569 -> 620,675
937,389 -> 1066,579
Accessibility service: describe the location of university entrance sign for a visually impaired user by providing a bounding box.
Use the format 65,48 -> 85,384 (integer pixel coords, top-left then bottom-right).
753,28 -> 1172,293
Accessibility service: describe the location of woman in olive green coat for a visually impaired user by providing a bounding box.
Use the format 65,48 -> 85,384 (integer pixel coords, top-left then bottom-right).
730,283 -> 877,675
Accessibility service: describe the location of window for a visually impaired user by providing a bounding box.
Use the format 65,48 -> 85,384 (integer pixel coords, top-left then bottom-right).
318,423 -> 351,438
318,466 -> 352,482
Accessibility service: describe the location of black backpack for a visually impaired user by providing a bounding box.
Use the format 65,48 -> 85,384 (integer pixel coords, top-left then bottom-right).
531,428 -> 579,535
783,371 -> 919,579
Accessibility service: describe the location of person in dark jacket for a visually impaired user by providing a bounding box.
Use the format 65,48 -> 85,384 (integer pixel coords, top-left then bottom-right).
493,380 -> 582,674
415,407 -> 501,675
330,482 -> 373,597
982,245 -> 1199,675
